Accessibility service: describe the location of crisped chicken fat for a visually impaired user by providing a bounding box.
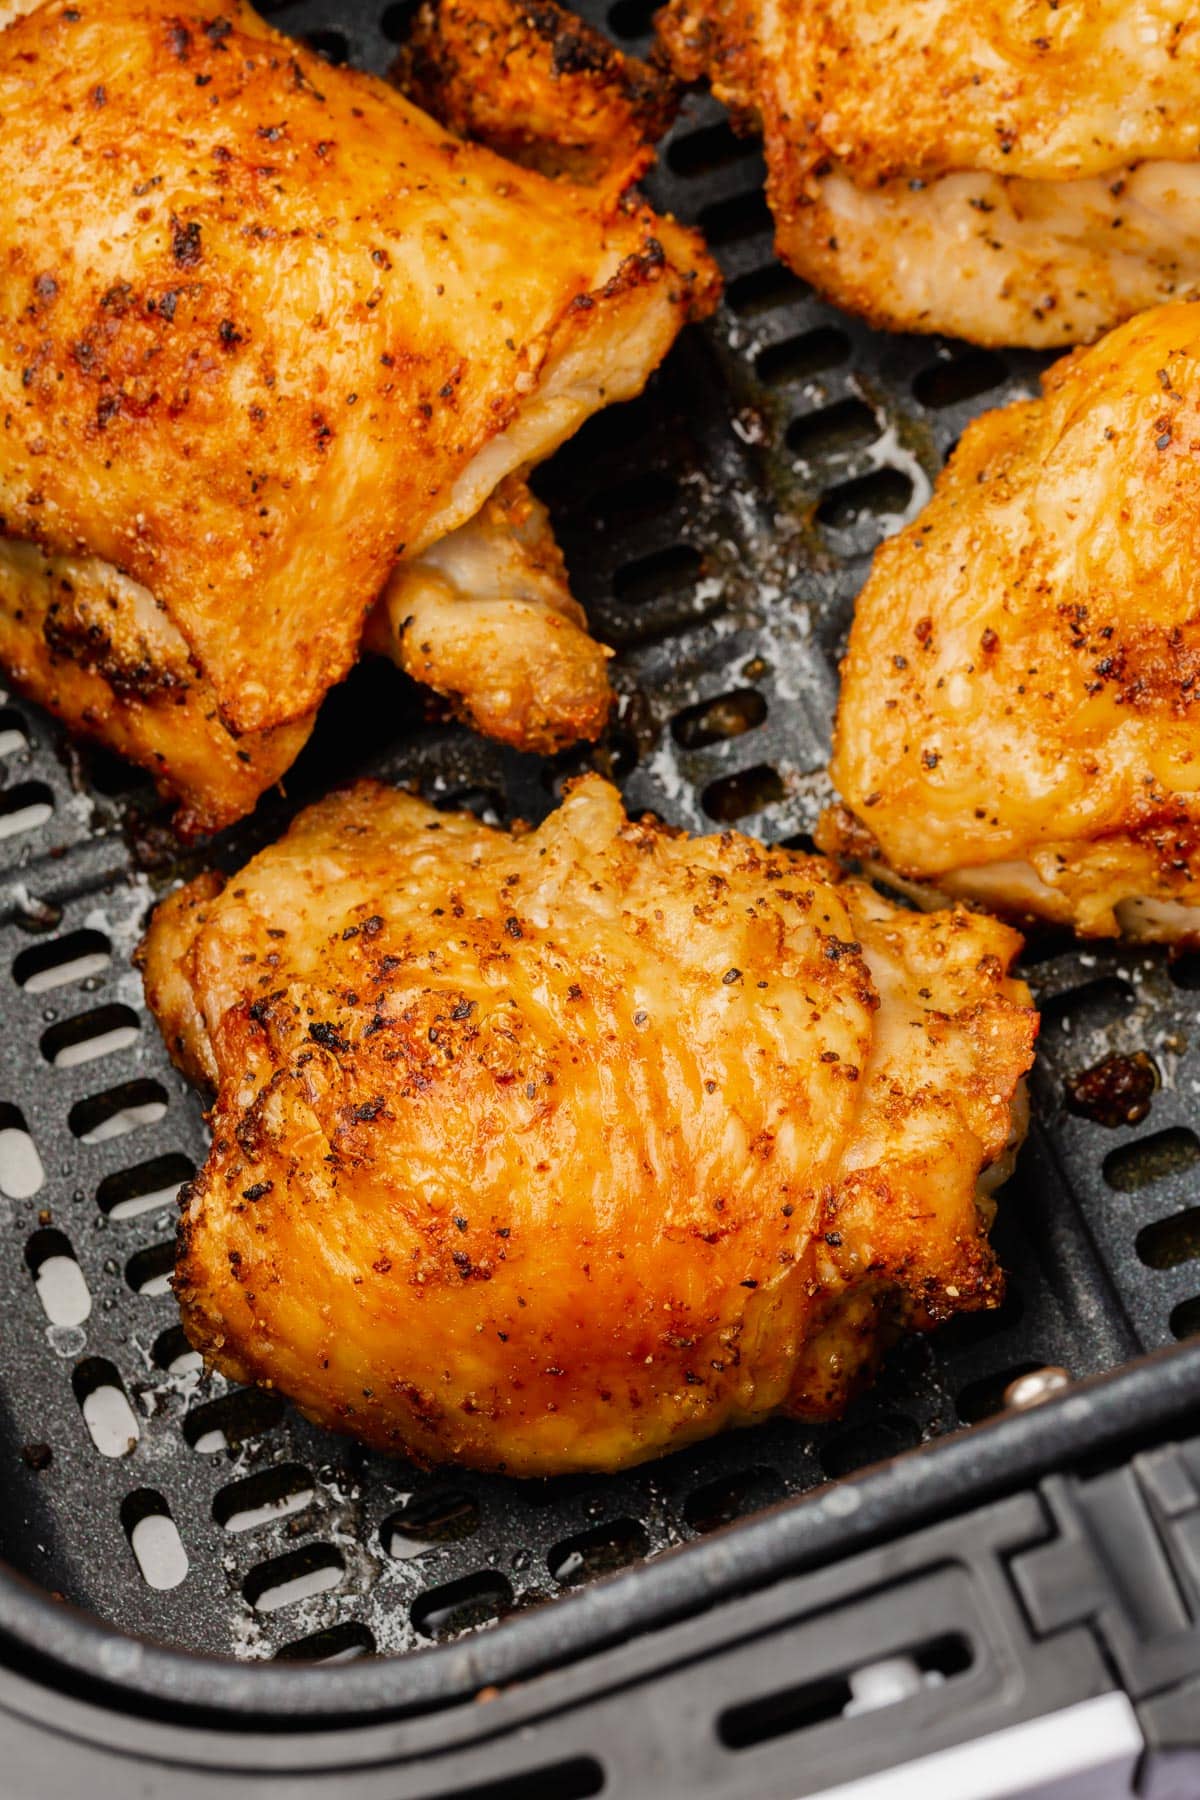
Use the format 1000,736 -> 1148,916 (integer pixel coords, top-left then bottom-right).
0,0 -> 716,830
820,302 -> 1200,941
140,775 -> 1035,1475
395,0 -> 677,191
656,0 -> 1200,346
364,475 -> 612,754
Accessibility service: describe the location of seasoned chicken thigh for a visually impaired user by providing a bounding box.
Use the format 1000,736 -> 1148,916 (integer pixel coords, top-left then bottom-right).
140,775 -> 1034,1475
821,303 -> 1200,940
657,0 -> 1200,346
0,0 -> 715,828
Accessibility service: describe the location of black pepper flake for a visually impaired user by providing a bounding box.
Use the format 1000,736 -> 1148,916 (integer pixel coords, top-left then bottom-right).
361,914 -> 384,937
722,967 -> 742,985
308,1020 -> 349,1053
352,1097 -> 384,1122
453,1215 -> 468,1232
218,318 -> 242,349
170,217 -> 202,268
451,999 -> 475,1020
504,915 -> 523,939
242,1181 -> 273,1201
740,1278 -> 758,1289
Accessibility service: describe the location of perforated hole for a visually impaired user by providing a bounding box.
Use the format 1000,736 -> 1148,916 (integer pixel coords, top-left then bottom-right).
73,1358 -> 139,1456
411,1570 -> 512,1639
1170,1296 -> 1200,1339
121,1490 -> 188,1589
0,1104 -> 44,1197
1137,1207 -> 1200,1271
40,1003 -> 139,1069
756,327 -> 850,387
591,470 -> 679,527
702,763 -> 785,821
184,1387 -> 286,1453
913,350 -> 1008,411
98,1152 -> 193,1220
244,1543 -> 344,1613
378,0 -> 419,39
276,1620 -> 376,1662
725,262 -> 808,316
0,781 -> 53,839
304,24 -> 349,59
214,1465 -> 316,1533
0,706 -> 29,758
683,1466 -> 786,1534
612,542 -> 703,605
547,1517 -> 649,1586
26,1228 -> 90,1326
956,1362 -> 1049,1424
1040,977 -> 1135,1031
667,119 -> 760,179
817,467 -> 914,533
125,1239 -> 175,1296
672,688 -> 766,750
788,399 -> 881,461
1169,953 -> 1200,991
69,1079 -> 168,1144
1104,1128 -> 1200,1193
820,1413 -> 921,1479
152,1323 -> 201,1374
383,1488 -> 480,1557
697,188 -> 773,247
13,928 -> 111,993
606,0 -> 657,38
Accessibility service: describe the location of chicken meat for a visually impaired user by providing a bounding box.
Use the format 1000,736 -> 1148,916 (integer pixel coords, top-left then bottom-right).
820,302 -> 1200,941
656,0 -> 1200,347
0,0 -> 717,831
364,474 -> 612,755
140,774 -> 1035,1475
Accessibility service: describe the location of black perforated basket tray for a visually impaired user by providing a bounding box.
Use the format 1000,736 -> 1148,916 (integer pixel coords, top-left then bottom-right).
1,1 -> 1199,1793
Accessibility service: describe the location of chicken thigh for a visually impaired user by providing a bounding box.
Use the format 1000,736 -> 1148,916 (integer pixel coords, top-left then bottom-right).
820,302 -> 1200,941
140,775 -> 1035,1475
0,0 -> 716,829
656,0 -> 1200,346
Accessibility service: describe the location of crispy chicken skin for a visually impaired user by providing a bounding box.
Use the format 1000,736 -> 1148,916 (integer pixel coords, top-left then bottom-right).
656,0 -> 1200,346
365,475 -> 612,753
140,775 -> 1035,1475
0,0 -> 716,808
820,303 -> 1200,941
394,0 -> 676,190
0,540 -> 313,834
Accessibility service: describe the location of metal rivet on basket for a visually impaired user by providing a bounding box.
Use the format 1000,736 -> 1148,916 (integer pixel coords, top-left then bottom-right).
1003,1367 -> 1071,1411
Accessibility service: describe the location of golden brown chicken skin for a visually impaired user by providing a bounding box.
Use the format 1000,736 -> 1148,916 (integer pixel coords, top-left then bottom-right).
395,0 -> 676,191
820,302 -> 1200,941
657,0 -> 1200,346
0,540 -> 313,834
140,775 -> 1034,1476
0,0 -> 715,809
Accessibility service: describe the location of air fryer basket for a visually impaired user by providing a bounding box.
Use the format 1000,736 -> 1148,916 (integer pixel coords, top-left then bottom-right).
2,0 -> 1200,1784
